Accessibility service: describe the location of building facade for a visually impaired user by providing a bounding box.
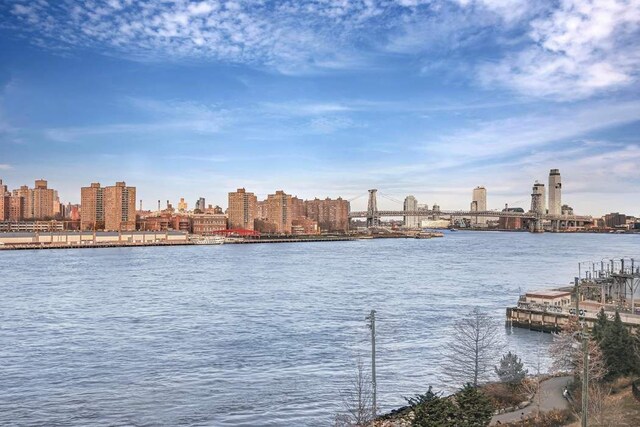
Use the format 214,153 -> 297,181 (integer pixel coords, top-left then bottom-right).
291,196 -> 306,221
265,190 -> 292,234
0,179 -> 8,221
81,183 -> 104,230
31,180 -> 56,219
103,182 -> 136,231
548,169 -> 562,216
403,195 -> 419,228
604,212 -> 627,228
304,197 -> 350,233
228,188 -> 258,230
177,198 -> 188,212
8,195 -> 24,221
292,218 -> 319,235
192,214 -> 227,235
195,197 -> 206,212
471,186 -> 487,226
12,180 -> 57,220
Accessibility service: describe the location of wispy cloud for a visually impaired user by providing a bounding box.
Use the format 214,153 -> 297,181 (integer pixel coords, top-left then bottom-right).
425,100 -> 640,161
4,0 -> 407,73
259,101 -> 354,116
0,164 -> 12,170
480,0 -> 640,100
0,1 -> 538,74
44,97 -> 230,142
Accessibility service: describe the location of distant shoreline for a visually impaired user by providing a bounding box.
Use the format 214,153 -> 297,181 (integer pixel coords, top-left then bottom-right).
0,235 -> 356,251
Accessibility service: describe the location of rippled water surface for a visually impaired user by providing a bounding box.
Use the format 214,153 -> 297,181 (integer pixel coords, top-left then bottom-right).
1,232 -> 638,426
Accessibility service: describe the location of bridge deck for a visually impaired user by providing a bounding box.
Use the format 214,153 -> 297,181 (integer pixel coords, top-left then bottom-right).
349,210 -> 591,222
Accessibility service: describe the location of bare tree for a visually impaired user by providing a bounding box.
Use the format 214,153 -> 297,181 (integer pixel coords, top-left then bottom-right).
441,307 -> 501,388
334,360 -> 374,427
549,318 -> 607,382
590,382 -> 625,427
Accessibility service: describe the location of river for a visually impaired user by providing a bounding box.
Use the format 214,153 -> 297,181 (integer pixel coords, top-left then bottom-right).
0,232 -> 637,426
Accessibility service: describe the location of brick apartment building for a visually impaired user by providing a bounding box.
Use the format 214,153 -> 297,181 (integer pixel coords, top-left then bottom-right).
228,188 -> 257,230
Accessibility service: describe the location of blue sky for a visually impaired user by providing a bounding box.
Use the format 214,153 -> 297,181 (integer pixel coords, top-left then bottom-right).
1,0 -> 639,216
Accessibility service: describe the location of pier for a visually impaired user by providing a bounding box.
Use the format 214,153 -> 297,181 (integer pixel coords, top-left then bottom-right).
507,257 -> 640,332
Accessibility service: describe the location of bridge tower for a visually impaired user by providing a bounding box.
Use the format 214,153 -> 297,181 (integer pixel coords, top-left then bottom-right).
367,189 -> 380,228
530,182 -> 545,233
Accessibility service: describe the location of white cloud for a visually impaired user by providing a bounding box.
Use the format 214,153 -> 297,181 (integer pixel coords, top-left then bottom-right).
1,0 -> 541,74
425,100 -> 640,160
481,0 -> 640,99
260,101 -> 354,116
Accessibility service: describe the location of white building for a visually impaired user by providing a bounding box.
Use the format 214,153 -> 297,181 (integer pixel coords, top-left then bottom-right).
548,169 -> 562,216
403,195 -> 419,228
471,186 -> 487,226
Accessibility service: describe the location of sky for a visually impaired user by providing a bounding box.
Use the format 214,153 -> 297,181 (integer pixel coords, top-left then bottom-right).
0,0 -> 639,216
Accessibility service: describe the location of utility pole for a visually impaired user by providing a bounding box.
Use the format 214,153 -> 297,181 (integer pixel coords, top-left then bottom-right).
575,276 -> 588,427
574,277 -> 580,316
366,309 -> 377,419
582,329 -> 589,427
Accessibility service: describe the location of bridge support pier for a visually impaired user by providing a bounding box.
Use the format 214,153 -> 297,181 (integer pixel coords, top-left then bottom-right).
366,189 -> 380,228
530,215 -> 544,233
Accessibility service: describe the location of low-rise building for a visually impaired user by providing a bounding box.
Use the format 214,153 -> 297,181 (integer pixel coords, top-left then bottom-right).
0,220 -> 65,232
524,290 -> 572,307
292,217 -> 319,235
191,214 -> 227,235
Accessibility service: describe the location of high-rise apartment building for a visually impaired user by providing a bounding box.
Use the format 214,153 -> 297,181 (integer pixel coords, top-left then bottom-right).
9,195 -> 24,221
31,179 -> 56,219
81,183 -> 104,230
265,190 -> 292,234
12,180 -> 56,220
291,196 -> 305,220
548,169 -> 562,216
228,188 -> 258,230
304,197 -> 350,233
403,195 -> 419,228
0,179 -> 8,221
195,197 -> 206,212
103,182 -> 136,231
471,186 -> 487,225
178,198 -> 188,212
2,179 -> 59,221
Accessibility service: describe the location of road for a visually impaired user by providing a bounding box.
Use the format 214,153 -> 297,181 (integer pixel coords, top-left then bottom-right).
490,376 -> 573,425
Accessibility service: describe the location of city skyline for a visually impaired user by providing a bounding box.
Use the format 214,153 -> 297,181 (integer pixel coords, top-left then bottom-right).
1,1 -> 639,216
0,168 -> 634,218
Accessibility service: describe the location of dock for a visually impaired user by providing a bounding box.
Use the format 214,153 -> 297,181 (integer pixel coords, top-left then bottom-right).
225,236 -> 355,244
507,257 -> 640,333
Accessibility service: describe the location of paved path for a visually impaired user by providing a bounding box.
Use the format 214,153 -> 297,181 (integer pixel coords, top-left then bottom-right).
490,376 -> 573,425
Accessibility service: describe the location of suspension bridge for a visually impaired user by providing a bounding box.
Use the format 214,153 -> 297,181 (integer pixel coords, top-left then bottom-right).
348,189 -> 593,232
